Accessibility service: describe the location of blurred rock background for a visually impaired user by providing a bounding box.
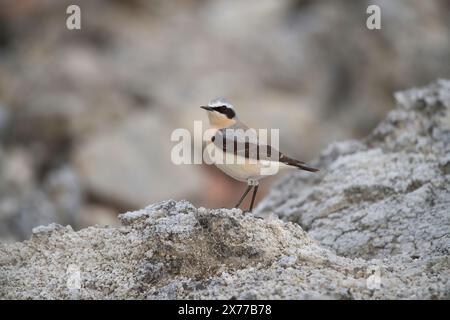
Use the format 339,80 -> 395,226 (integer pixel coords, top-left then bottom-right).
0,0 -> 449,241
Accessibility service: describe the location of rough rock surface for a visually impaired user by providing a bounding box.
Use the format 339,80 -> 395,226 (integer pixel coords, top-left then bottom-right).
257,80 -> 450,261
1,81 -> 450,299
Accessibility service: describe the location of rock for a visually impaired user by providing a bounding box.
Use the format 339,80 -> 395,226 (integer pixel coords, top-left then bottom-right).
1,81 -> 450,299
0,147 -> 50,241
257,79 -> 450,263
43,166 -> 83,226
73,111 -> 206,209
0,199 -> 448,299
0,149 -> 84,242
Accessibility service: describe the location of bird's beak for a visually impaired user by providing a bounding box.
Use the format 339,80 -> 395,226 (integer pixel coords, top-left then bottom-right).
200,106 -> 214,111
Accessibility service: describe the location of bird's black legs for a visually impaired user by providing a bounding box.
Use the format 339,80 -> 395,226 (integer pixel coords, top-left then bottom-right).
234,180 -> 260,213
248,185 -> 259,212
234,185 -> 253,208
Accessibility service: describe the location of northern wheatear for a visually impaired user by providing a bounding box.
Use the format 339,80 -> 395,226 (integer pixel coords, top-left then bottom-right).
201,98 -> 318,212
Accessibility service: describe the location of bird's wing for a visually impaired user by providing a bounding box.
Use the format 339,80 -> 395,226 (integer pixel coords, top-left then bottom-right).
211,124 -> 294,162
212,123 -> 319,172
212,123 -> 272,161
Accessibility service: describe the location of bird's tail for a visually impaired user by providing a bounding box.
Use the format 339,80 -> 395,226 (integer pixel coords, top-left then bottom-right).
279,154 -> 319,172
295,163 -> 319,172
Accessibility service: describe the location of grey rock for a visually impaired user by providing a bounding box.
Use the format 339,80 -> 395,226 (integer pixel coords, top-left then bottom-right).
257,80 -> 450,263
43,166 -> 83,226
0,199 -> 447,299
1,81 -> 450,299
73,111 -> 206,208
0,149 -> 84,242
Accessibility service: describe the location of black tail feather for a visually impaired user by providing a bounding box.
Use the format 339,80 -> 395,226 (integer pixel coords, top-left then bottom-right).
279,154 -> 319,172
296,164 -> 319,172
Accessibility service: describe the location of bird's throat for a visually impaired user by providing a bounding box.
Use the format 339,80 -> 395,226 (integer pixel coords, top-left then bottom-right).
208,113 -> 236,129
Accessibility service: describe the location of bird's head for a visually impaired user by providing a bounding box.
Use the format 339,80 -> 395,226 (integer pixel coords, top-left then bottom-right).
201,98 -> 237,128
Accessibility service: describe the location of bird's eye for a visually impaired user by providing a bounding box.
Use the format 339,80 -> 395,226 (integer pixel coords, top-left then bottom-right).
212,105 -> 234,118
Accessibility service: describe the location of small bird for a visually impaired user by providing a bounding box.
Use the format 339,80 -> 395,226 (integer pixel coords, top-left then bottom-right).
201,98 -> 319,212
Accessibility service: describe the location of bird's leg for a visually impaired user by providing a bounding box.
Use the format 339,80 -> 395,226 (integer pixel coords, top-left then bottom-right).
242,178 -> 259,213
248,185 -> 259,212
234,184 -> 253,208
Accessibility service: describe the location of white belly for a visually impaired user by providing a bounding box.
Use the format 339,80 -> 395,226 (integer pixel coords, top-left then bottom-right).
205,143 -> 288,182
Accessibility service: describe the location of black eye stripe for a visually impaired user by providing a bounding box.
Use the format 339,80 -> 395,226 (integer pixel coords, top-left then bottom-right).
212,106 -> 227,112
212,105 -> 235,119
